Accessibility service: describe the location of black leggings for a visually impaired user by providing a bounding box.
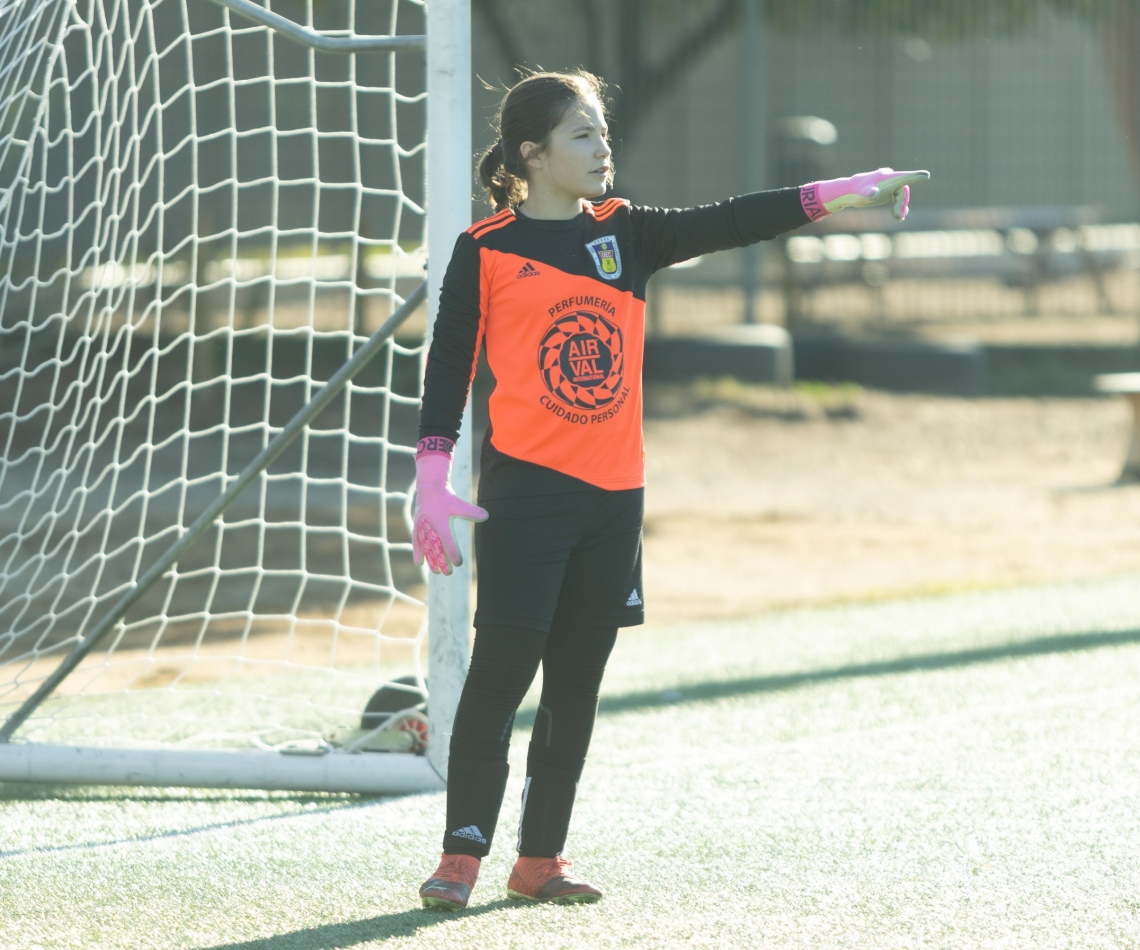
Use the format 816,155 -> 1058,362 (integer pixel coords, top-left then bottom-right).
442,621 -> 617,858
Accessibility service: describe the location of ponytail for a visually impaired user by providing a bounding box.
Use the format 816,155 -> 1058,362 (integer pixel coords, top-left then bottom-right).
477,138 -> 525,212
477,70 -> 608,212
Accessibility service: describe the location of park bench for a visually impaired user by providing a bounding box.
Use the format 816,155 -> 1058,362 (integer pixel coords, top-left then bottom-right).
1094,373 -> 1140,483
644,204 -> 1140,394
780,203 -> 1139,325
649,203 -> 1139,327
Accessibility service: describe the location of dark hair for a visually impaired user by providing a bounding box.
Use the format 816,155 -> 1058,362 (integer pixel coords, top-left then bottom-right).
477,70 -> 609,211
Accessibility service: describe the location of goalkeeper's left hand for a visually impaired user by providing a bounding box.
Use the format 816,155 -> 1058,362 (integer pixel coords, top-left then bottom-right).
411,437 -> 488,576
800,167 -> 931,223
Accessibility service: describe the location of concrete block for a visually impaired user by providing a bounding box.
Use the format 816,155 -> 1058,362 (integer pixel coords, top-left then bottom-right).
644,324 -> 793,385
794,334 -> 986,396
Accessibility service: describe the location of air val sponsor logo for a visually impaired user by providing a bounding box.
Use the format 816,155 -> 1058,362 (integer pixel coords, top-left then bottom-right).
566,336 -> 605,384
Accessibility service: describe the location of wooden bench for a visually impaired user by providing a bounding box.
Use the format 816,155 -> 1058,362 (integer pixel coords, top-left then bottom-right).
1094,373 -> 1140,483
644,205 -> 1140,396
649,204 -> 1139,330
781,204 -> 1137,325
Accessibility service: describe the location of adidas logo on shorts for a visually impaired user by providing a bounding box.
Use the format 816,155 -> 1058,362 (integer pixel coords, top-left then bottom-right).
625,589 -> 642,607
516,262 -> 540,279
450,824 -> 487,844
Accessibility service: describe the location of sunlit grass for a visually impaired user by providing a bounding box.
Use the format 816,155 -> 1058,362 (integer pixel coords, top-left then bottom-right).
2,574 -> 1140,948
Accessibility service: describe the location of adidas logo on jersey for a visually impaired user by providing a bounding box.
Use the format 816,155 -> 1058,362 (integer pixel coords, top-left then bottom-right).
625,589 -> 642,607
516,262 -> 540,279
450,824 -> 487,844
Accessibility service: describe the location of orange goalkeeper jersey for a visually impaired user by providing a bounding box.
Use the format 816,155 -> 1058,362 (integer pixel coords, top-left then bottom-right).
420,189 -> 809,499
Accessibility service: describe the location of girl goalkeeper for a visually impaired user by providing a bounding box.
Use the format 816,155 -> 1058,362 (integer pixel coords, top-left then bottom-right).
413,69 -> 927,910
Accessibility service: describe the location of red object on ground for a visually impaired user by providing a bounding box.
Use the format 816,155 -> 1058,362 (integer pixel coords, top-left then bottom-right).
506,855 -> 603,904
419,853 -> 481,911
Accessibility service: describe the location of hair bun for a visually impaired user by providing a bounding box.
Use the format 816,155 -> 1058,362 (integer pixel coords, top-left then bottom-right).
477,139 -> 514,211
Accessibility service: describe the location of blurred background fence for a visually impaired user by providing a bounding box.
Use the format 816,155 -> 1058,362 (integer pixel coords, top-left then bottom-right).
8,0 -> 1140,395
470,0 -> 1140,395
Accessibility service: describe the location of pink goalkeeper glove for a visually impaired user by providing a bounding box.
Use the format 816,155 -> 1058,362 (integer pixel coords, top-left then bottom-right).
800,167 -> 931,223
412,437 -> 488,576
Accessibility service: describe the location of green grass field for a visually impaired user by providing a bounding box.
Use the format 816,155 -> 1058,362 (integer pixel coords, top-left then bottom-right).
3,574 -> 1140,949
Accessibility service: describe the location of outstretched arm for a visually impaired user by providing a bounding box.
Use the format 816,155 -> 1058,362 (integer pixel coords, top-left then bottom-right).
631,187 -> 808,274
632,168 -> 930,274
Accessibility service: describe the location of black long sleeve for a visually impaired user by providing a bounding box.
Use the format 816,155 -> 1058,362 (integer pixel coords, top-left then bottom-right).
419,232 -> 482,443
630,186 -> 808,274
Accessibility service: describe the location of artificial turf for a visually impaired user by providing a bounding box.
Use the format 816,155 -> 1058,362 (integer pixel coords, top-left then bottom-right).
3,574 -> 1140,949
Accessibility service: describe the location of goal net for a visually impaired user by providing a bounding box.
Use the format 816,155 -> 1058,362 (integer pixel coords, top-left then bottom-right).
0,0 -> 458,792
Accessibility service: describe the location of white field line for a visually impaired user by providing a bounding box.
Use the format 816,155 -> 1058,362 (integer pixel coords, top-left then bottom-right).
0,795 -> 406,862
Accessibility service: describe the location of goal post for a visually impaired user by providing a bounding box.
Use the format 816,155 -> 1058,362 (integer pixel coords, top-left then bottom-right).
0,0 -> 472,794
424,0 -> 472,784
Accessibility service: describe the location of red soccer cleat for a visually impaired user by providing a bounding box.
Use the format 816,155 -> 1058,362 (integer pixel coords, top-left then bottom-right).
506,855 -> 603,904
419,853 -> 480,911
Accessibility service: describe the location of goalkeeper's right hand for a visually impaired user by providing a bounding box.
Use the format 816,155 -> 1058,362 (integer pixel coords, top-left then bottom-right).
412,437 -> 488,576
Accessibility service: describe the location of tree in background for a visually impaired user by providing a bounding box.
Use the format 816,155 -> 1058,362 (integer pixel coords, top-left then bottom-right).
1103,2 -> 1140,176
474,0 -> 1140,174
473,0 -> 740,149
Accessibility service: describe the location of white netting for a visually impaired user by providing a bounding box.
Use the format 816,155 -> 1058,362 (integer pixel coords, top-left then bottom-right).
0,0 -> 430,752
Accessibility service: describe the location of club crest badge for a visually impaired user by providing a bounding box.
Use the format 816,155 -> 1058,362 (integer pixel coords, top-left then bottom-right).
585,235 -> 622,280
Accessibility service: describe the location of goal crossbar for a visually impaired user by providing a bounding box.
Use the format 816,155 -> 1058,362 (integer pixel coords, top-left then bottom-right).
0,281 -> 427,746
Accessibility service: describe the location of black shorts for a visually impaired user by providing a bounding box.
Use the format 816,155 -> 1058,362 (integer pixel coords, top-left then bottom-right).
473,489 -> 645,632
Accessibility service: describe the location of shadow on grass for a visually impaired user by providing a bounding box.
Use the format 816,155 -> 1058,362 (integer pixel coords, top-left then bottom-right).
517,626 -> 1140,727
7,626 -> 1138,854
196,899 -> 538,949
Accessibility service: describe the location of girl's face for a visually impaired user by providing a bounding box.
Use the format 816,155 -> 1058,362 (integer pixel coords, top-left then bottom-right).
521,96 -> 613,204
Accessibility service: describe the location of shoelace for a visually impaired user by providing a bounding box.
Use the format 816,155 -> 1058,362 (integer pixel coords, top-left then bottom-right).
549,855 -> 574,877
519,854 -> 574,885
434,854 -> 479,888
